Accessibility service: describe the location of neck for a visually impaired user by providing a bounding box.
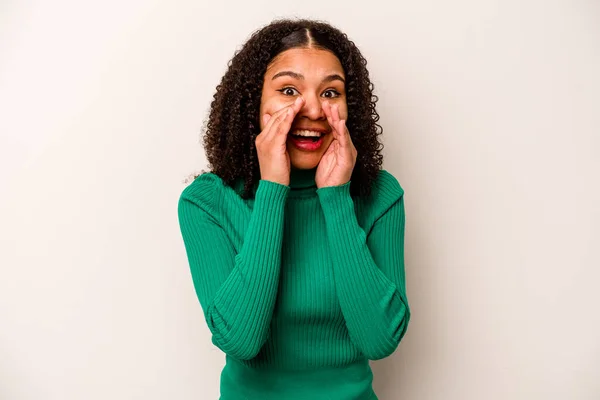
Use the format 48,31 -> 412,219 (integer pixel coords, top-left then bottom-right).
289,167 -> 317,189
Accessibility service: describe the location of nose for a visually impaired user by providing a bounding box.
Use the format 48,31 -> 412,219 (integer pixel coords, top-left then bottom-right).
298,93 -> 326,121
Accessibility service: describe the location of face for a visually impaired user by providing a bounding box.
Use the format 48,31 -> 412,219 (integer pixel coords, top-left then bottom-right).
260,48 -> 348,170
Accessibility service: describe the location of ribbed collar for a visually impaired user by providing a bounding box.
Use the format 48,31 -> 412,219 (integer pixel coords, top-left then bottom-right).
289,167 -> 317,189
234,168 -> 318,198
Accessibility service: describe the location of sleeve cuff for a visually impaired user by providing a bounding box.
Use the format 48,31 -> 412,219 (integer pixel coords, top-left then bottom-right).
256,179 -> 290,204
316,181 -> 354,221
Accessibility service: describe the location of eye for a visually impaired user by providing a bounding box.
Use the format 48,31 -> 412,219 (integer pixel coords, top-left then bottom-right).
277,87 -> 299,96
322,89 -> 341,98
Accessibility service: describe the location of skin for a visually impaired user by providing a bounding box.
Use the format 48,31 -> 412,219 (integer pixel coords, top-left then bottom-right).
258,48 -> 357,188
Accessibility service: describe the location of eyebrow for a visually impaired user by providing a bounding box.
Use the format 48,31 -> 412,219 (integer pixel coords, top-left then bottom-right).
271,71 -> 346,84
272,71 -> 304,80
322,74 -> 345,84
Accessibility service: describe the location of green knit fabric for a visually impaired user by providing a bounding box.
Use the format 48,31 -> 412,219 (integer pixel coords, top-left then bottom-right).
178,167 -> 410,400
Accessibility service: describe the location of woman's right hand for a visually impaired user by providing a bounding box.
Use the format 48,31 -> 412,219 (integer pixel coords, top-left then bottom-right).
256,97 -> 304,186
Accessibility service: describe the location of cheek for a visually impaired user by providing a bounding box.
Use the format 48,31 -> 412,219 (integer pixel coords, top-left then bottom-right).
260,97 -> 288,129
261,97 -> 287,115
322,133 -> 335,149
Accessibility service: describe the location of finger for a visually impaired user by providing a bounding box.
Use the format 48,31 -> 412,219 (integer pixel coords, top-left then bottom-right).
337,118 -> 351,147
292,95 -> 305,115
331,105 -> 343,137
270,108 -> 294,142
263,111 -> 289,142
326,102 -> 345,143
272,97 -> 304,142
261,106 -> 289,136
257,113 -> 278,144
263,97 -> 303,141
331,103 -> 341,125
262,114 -> 271,126
328,104 -> 351,147
322,100 -> 333,122
260,99 -> 299,136
333,105 -> 351,139
322,101 -> 338,140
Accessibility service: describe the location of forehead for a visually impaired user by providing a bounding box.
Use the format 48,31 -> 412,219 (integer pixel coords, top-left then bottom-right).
266,48 -> 344,78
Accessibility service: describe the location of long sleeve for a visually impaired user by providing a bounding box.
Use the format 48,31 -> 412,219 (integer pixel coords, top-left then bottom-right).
178,178 -> 289,360
316,179 -> 410,360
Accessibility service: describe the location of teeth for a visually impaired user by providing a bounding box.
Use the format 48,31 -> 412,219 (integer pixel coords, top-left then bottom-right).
291,130 -> 322,137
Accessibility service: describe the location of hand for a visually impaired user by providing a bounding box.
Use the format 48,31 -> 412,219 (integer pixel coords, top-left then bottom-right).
256,97 -> 305,186
315,101 -> 357,188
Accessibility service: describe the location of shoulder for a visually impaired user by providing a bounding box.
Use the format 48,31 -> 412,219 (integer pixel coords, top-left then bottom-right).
371,169 -> 404,199
178,172 -> 248,217
363,169 -> 404,206
355,169 -> 405,223
178,172 -> 228,213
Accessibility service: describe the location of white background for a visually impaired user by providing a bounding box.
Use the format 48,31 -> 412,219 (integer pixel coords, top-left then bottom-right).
1,1 -> 599,399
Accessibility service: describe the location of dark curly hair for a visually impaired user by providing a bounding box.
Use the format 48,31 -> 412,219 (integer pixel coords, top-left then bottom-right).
202,18 -> 384,198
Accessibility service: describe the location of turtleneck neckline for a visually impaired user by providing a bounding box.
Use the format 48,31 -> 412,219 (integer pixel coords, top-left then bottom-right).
289,168 -> 317,190
233,168 -> 318,198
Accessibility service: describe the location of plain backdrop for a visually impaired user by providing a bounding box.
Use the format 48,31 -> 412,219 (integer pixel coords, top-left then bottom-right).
1,0 -> 599,399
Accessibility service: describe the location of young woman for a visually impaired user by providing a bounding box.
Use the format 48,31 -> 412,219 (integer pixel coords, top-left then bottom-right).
178,18 -> 410,400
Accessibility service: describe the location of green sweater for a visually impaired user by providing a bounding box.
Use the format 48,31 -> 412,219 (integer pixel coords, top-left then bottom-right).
178,167 -> 410,400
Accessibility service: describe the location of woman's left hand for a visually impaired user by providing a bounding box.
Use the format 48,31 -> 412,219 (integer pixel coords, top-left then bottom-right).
315,101 -> 358,188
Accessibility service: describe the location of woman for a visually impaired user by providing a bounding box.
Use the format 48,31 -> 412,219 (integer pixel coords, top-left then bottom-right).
178,18 -> 410,400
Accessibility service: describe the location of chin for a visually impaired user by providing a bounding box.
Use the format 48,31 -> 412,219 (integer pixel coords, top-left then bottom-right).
290,154 -> 322,170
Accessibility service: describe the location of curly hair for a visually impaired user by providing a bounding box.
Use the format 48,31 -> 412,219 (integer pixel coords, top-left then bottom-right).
202,18 -> 384,198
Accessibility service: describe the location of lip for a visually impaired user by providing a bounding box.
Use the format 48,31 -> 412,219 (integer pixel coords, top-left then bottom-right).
288,134 -> 325,151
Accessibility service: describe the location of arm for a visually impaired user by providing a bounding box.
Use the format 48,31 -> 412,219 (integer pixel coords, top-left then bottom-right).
178,179 -> 289,360
317,182 -> 410,360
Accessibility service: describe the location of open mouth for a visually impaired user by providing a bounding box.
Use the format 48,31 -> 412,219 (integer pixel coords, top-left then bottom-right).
288,129 -> 327,151
289,129 -> 325,142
